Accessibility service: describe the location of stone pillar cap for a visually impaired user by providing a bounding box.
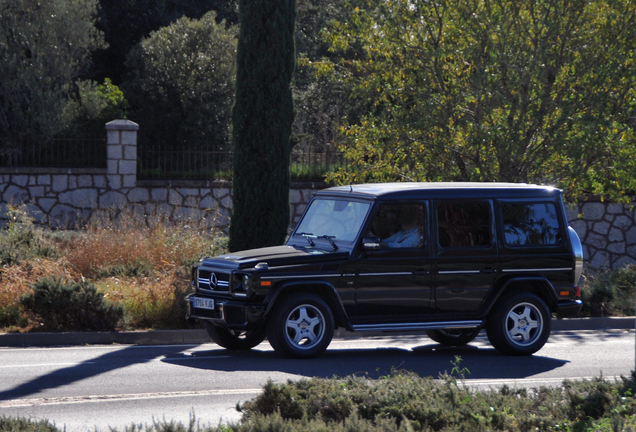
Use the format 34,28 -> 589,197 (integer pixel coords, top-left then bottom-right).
106,119 -> 139,131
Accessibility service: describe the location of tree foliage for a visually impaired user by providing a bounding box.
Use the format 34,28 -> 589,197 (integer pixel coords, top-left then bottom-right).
315,0 -> 636,201
228,0 -> 296,251
92,0 -> 238,85
64,78 -> 129,137
293,0 -> 359,154
0,0 -> 106,144
123,12 -> 237,151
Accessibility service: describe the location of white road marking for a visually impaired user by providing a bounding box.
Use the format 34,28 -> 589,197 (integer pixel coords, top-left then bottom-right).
0,389 -> 262,408
0,362 -> 95,369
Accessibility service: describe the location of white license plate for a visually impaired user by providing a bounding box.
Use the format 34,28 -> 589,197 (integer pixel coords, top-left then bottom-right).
193,297 -> 215,310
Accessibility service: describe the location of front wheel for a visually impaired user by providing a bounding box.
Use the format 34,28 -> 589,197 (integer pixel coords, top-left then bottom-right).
486,292 -> 551,356
426,329 -> 481,346
205,322 -> 266,351
266,294 -> 334,358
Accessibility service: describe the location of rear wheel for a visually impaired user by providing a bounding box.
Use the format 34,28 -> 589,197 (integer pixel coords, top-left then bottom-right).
267,294 -> 334,358
486,292 -> 551,356
205,322 -> 266,350
426,329 -> 481,346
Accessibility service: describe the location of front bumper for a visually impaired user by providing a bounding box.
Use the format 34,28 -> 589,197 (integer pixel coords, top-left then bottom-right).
185,294 -> 266,331
556,299 -> 583,318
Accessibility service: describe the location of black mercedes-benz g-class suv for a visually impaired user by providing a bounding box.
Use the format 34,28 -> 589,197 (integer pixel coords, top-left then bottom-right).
186,182 -> 583,358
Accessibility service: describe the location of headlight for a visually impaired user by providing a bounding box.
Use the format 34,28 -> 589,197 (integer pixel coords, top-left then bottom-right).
231,273 -> 251,297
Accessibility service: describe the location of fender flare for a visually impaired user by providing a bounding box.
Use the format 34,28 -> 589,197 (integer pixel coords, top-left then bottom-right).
263,280 -> 352,330
485,276 -> 559,315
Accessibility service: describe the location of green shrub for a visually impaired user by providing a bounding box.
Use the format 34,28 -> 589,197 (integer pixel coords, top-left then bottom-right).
5,372 -> 636,431
0,205 -> 58,266
123,11 -> 237,152
20,277 -> 123,331
581,264 -> 636,317
63,78 -> 129,138
0,416 -> 60,432
0,304 -> 27,329
238,370 -> 636,432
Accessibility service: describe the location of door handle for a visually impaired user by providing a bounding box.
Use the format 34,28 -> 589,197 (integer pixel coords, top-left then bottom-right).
413,270 -> 430,276
480,267 -> 496,274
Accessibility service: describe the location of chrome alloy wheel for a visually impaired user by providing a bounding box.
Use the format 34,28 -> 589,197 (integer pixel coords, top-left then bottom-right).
284,304 -> 326,349
505,302 -> 544,346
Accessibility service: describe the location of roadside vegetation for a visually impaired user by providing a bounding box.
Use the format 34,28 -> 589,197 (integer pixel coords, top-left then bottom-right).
0,204 -> 633,333
580,264 -> 636,317
3,365 -> 636,431
0,205 -> 225,332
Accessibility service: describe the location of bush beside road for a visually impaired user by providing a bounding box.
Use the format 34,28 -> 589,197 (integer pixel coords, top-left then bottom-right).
3,367 -> 636,432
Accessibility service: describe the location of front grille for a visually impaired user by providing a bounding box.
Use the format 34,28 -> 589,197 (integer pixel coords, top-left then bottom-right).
197,269 -> 230,293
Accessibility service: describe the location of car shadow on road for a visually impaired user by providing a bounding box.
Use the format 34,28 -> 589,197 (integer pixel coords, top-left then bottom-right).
0,344 -> 201,401
161,341 -> 569,380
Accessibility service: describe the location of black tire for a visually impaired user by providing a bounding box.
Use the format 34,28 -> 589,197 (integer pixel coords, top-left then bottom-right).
486,292 -> 551,356
266,294 -> 335,358
426,329 -> 481,346
205,322 -> 266,351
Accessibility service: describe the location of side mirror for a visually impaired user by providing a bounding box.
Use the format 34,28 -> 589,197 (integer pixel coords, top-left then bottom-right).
362,236 -> 381,251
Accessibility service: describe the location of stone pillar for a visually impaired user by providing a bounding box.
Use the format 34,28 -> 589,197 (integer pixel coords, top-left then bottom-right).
106,120 -> 139,189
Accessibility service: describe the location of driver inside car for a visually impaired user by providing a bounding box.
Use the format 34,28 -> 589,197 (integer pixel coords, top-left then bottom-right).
379,206 -> 423,248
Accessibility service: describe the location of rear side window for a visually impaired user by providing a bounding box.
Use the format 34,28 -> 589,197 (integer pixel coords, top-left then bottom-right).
501,203 -> 562,246
437,202 -> 491,247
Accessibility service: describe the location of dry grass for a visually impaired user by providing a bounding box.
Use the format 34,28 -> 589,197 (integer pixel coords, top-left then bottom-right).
0,258 -> 79,330
63,209 -> 225,278
95,271 -> 194,330
0,207 -> 227,332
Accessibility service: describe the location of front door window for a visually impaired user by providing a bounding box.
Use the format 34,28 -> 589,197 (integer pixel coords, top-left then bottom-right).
369,204 -> 425,249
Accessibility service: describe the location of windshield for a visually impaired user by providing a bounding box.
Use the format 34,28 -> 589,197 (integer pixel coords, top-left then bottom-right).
294,198 -> 371,243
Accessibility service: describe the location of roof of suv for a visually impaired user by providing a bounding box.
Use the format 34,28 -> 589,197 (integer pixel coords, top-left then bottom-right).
317,182 -> 562,200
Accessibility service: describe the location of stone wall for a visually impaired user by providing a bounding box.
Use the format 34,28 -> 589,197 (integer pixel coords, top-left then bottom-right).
0,120 -> 319,232
1,120 -> 636,270
566,202 -> 636,270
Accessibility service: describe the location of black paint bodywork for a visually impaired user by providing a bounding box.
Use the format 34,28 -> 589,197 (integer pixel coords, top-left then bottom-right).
186,182 -> 583,334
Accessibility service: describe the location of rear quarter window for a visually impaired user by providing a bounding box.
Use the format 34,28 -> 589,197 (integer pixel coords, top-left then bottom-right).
500,202 -> 562,247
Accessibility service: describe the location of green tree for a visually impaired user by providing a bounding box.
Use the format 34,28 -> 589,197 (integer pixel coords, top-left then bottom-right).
228,0 -> 296,251
0,0 -> 105,145
64,78 -> 129,138
293,0 -> 358,155
316,0 -> 636,201
92,0 -> 238,84
123,11 -> 237,151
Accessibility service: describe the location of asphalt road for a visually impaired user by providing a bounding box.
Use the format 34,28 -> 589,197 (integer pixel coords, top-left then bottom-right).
0,330 -> 634,431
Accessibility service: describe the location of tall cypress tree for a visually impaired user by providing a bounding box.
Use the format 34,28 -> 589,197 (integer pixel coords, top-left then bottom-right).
228,0 -> 296,252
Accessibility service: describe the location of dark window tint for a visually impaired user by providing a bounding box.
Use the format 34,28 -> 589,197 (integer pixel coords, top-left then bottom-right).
501,203 -> 562,246
437,202 -> 491,247
369,203 -> 425,249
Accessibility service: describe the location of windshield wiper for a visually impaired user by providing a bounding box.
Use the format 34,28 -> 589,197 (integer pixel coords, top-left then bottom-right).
297,232 -> 315,246
317,235 -> 339,251
296,233 -> 338,251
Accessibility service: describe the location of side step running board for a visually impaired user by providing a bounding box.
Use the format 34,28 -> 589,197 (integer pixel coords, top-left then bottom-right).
351,320 -> 483,333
